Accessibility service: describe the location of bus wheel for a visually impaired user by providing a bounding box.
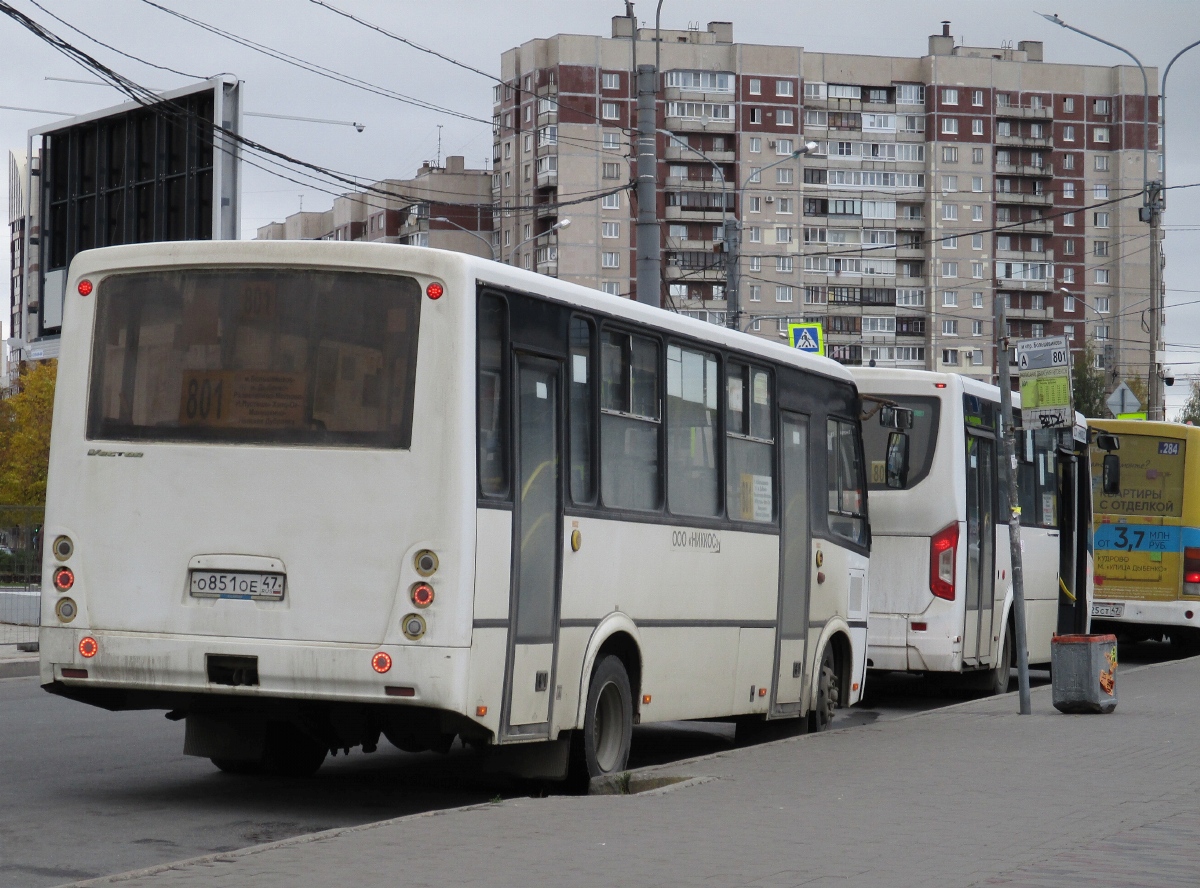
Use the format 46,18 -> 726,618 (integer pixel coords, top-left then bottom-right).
986,628 -> 1014,696
581,655 -> 633,779
262,722 -> 328,777
809,645 -> 840,732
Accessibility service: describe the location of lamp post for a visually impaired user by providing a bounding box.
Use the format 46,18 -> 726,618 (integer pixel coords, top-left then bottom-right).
508,218 -> 570,266
1037,13 -> 1163,418
432,216 -> 496,260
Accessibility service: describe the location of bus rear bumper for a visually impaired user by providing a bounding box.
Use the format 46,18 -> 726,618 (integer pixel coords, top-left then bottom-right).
868,612 -> 963,673
37,626 -> 471,714
1092,598 -> 1200,633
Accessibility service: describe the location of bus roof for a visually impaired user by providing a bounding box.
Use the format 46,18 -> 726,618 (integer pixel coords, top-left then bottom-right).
67,240 -> 856,388
1089,418 -> 1198,441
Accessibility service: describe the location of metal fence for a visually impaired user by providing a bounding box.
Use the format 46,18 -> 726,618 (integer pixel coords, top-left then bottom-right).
1,505 -> 44,648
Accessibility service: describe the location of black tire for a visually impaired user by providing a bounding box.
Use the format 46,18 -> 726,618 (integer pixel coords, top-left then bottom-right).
261,722 -> 328,777
985,626 -> 1014,696
580,655 -> 633,779
210,757 -> 263,775
808,645 -> 841,732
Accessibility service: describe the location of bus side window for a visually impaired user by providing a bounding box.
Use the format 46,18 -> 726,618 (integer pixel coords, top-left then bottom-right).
666,344 -> 720,517
827,418 -> 866,544
477,294 -> 510,499
726,363 -> 774,522
600,329 -> 662,511
569,316 -> 597,504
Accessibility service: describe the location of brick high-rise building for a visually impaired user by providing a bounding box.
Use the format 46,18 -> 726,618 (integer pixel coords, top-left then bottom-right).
495,17 -> 1160,385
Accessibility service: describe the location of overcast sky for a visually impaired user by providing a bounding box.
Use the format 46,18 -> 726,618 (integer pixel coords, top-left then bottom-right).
3,0 -> 1198,415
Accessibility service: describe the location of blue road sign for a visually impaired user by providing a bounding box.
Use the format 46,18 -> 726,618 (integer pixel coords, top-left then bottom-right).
788,322 -> 825,355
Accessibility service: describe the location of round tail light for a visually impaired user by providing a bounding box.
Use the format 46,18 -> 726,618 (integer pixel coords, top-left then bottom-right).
79,636 -> 98,658
414,549 -> 439,576
426,282 -> 444,300
55,597 -> 77,623
410,582 -> 435,608
53,567 -> 75,592
371,651 -> 393,674
77,279 -> 93,296
402,613 -> 427,640
53,535 -> 74,561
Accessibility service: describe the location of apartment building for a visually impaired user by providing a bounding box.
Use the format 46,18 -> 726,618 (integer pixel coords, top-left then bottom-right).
257,156 -> 493,257
494,17 -> 1160,382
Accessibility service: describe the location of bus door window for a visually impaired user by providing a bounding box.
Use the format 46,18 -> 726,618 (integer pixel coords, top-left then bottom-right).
568,316 -> 597,505
726,364 -> 775,522
600,330 -> 662,511
478,294 -> 510,500
826,419 -> 866,544
666,344 -> 720,517
1017,430 -> 1059,528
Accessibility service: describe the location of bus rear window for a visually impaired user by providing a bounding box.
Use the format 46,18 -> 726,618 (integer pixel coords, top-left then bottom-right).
88,269 -> 421,447
862,396 -> 940,490
1092,435 -> 1186,518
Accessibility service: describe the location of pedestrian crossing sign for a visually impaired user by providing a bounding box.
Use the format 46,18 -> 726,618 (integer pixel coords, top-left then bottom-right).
788,323 -> 825,355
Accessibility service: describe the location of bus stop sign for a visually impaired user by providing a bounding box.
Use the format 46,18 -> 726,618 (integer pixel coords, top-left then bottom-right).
788,323 -> 825,355
1015,335 -> 1073,429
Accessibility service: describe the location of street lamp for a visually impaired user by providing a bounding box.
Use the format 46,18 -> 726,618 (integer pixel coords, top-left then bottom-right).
432,216 -> 497,260
508,218 -> 570,265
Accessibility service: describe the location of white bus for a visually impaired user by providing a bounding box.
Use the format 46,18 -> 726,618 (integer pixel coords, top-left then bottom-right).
40,241 -> 891,779
852,369 -> 1092,693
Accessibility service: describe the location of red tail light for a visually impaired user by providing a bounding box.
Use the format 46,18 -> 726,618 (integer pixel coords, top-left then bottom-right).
1184,547 -> 1200,592
930,522 -> 959,600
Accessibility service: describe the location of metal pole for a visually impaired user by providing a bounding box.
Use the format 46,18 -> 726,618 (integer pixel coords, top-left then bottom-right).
635,63 -> 660,306
1149,183 -> 1163,419
996,294 -> 1033,715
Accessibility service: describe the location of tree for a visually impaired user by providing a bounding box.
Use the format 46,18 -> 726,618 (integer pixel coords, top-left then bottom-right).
1072,339 -> 1107,418
1179,378 -> 1200,426
0,360 -> 58,505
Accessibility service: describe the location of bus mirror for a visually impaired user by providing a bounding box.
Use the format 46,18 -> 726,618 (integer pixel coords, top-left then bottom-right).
886,431 -> 910,489
1102,453 -> 1121,496
1095,433 -> 1120,452
879,406 -> 914,430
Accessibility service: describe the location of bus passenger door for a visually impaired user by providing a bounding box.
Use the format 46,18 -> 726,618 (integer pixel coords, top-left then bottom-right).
502,356 -> 562,739
772,412 -> 810,715
963,433 -> 997,666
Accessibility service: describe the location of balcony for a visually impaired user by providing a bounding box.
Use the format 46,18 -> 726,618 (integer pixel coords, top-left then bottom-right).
665,176 -> 729,191
536,109 -> 557,128
665,264 -> 726,282
896,216 -> 926,228
664,144 -> 735,163
995,103 -> 1053,120
995,162 -> 1054,177
535,201 -> 558,219
663,87 -> 737,104
536,170 -> 557,189
1005,306 -> 1055,320
995,133 -> 1053,149
665,205 -> 731,221
1011,218 -> 1054,235
535,244 -> 558,276
664,115 -> 736,134
997,249 -> 1055,263
997,279 -> 1052,292
995,191 -> 1053,206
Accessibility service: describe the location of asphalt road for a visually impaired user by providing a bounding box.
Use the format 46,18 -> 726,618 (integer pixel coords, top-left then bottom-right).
0,638 -> 1181,888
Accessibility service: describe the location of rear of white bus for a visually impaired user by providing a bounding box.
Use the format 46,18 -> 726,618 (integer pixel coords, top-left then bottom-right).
855,370 -> 972,674
39,241 -> 483,773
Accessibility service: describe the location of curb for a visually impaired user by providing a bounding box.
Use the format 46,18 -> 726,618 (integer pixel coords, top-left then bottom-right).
0,657 -> 38,679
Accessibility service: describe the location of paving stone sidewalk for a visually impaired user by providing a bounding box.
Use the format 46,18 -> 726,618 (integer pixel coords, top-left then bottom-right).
63,656 -> 1200,888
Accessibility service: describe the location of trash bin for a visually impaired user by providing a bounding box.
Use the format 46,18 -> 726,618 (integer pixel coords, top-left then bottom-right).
1051,634 -> 1118,714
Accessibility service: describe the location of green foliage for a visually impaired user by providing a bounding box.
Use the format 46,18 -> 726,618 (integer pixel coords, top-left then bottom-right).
1179,378 -> 1200,426
1072,340 -> 1107,418
0,360 -> 57,505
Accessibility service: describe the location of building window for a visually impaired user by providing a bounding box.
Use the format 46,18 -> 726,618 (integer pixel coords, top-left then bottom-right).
944,236 -> 959,249
1063,124 -> 1075,142
942,261 -> 959,278
1095,184 -> 1111,199
942,204 -> 958,221
602,251 -> 621,269
973,291 -> 984,308
972,234 -> 984,250
523,164 -> 531,182
942,175 -> 958,192
777,109 -> 795,126
749,108 -> 762,124
777,257 -> 794,273
941,349 -> 960,365
1063,293 -> 1075,312
1095,155 -> 1110,171
942,320 -> 959,336
803,81 -> 825,99
776,139 -> 794,155
972,176 -> 984,192
1093,212 -> 1109,228
1062,153 -> 1075,170
1064,212 -> 1075,227
972,89 -> 984,107
972,205 -> 984,222
943,88 -> 958,105
602,282 -> 621,296
997,121 -> 1011,137
942,118 -> 959,135
778,198 -> 794,214
748,226 -> 762,243
1064,324 -> 1075,340
668,224 -> 687,239
749,285 -> 761,302
943,146 -> 959,163
997,235 -> 1011,251
1032,323 -> 1044,338
972,119 -> 984,135
944,290 -> 959,307
749,197 -> 761,213
776,285 -> 794,303
1094,240 -> 1110,257
1062,268 -> 1075,283
749,78 -> 762,95
602,102 -> 620,120
603,132 -> 621,150
972,320 -> 983,336
776,80 -> 794,97
1063,97 -> 1075,113
1031,293 -> 1044,310
777,168 -> 793,185
1063,182 -> 1075,199
749,257 -> 761,272
602,222 -> 621,239
603,162 -> 621,179
971,261 -> 984,279
896,84 -> 924,105
602,72 -> 620,90
1095,296 -> 1110,312
602,193 -> 621,210
1064,239 -> 1075,255
972,147 -> 984,164
1094,127 -> 1110,143
749,137 -> 761,153
775,227 -> 793,243
1095,269 -> 1110,284
1094,98 -> 1111,114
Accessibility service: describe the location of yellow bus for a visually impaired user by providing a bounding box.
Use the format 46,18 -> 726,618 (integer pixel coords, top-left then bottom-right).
1089,419 -> 1200,648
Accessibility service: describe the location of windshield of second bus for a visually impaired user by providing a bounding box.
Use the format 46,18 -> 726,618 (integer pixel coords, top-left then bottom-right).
862,396 -> 940,490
